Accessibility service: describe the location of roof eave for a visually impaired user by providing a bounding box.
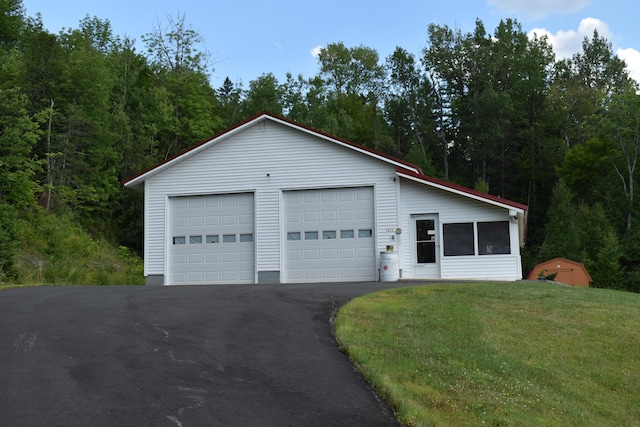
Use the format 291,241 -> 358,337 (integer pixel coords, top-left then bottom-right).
396,169 -> 529,212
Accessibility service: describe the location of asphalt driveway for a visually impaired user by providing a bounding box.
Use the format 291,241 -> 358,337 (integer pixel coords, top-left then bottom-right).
0,282 -> 418,427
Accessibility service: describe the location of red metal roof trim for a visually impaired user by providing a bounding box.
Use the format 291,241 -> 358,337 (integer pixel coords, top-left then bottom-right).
397,168 -> 529,211
121,111 -> 423,186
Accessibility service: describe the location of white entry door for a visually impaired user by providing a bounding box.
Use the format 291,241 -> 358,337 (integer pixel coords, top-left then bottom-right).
412,214 -> 441,278
169,193 -> 255,285
284,187 -> 376,283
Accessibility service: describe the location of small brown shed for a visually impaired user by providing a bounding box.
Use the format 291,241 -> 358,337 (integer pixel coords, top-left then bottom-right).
527,257 -> 592,286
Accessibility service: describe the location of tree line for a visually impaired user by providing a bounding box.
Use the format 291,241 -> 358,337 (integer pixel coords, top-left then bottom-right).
1,0 -> 639,290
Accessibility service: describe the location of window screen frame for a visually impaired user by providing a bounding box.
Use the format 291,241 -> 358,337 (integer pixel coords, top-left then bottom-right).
477,221 -> 511,255
442,222 -> 475,256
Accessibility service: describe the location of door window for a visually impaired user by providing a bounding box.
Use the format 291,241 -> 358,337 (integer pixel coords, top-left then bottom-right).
416,219 -> 436,263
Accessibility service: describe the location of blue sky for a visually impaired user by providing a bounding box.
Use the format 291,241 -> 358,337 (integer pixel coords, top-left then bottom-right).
21,0 -> 640,87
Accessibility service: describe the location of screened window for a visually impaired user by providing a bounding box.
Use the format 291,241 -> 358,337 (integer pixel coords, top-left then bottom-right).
443,223 -> 474,256
189,235 -> 202,244
173,236 -> 186,245
478,221 -> 510,255
340,230 -> 354,239
223,234 -> 236,243
206,235 -> 219,244
305,231 -> 319,240
287,232 -> 301,241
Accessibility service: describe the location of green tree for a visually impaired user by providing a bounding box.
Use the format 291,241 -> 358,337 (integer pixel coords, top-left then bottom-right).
241,73 -> 285,116
142,14 -> 223,158
0,0 -> 25,49
316,42 -> 389,150
385,47 -> 437,162
605,90 -> 640,231
216,76 -> 243,127
537,179 -> 581,262
0,45 -> 42,279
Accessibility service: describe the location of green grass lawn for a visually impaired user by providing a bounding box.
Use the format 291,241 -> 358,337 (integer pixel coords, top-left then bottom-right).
334,282 -> 640,427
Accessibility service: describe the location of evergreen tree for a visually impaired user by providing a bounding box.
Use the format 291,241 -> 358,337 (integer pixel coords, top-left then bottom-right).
537,180 -> 581,262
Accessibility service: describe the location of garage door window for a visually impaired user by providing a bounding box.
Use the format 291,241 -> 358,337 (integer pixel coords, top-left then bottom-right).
240,233 -> 253,242
287,232 -> 301,241
173,236 -> 186,245
223,234 -> 236,243
305,231 -> 318,240
340,230 -> 354,239
206,235 -> 219,244
189,235 -> 202,244
358,229 -> 372,238
323,230 -> 337,240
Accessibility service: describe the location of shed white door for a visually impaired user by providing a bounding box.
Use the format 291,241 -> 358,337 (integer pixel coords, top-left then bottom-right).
169,193 -> 255,285
284,187 -> 376,283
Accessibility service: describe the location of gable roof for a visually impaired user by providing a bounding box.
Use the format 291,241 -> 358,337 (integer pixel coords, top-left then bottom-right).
122,111 -> 422,188
122,112 -> 528,214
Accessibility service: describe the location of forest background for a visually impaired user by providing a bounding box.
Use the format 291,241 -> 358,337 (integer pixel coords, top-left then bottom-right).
1,0 -> 639,290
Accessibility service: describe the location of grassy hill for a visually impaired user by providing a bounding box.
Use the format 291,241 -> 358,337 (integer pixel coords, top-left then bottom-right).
335,282 -> 640,427
3,210 -> 144,287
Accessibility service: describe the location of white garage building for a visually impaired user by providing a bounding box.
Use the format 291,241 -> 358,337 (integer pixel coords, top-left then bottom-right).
123,113 -> 528,285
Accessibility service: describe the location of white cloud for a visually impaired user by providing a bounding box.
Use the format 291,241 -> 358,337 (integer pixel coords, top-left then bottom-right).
618,47 -> 640,85
528,18 -> 640,85
528,17 -> 612,59
310,45 -> 323,58
488,0 -> 590,20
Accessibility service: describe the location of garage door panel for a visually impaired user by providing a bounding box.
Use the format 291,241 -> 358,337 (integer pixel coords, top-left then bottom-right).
205,272 -> 221,282
205,216 -> 220,226
221,215 -> 236,225
284,187 -> 375,283
321,211 -> 337,221
239,214 -> 253,225
205,253 -> 220,263
322,249 -> 338,260
170,193 -> 254,285
340,267 -> 357,278
340,248 -> 356,259
239,251 -> 253,262
188,198 -> 203,208
303,249 -> 320,260
287,249 -> 302,261
188,254 -> 203,264
188,271 -> 204,284
303,211 -> 319,222
172,254 -> 187,264
339,210 -> 355,221
357,209 -> 373,220
222,271 -> 237,281
304,269 -> 321,279
173,217 -> 187,227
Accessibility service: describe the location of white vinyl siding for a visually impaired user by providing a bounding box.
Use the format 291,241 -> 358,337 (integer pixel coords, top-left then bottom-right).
142,120 -> 398,281
398,179 -> 523,280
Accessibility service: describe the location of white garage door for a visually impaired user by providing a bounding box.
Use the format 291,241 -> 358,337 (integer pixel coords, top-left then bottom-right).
169,193 -> 254,285
284,187 -> 376,283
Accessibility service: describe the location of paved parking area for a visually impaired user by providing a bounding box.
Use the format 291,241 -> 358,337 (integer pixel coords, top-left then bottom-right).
0,282 -> 418,426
